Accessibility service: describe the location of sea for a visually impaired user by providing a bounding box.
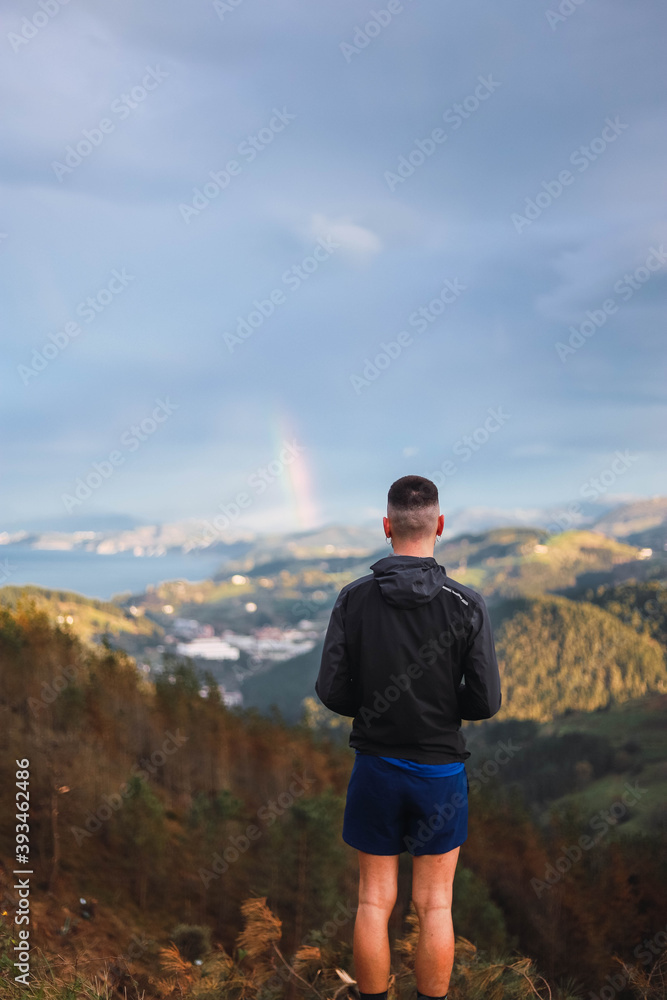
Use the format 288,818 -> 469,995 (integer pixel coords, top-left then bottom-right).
0,546 -> 229,601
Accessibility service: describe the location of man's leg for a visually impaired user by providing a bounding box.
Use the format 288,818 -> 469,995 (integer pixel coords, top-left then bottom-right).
411,846 -> 460,998
353,850 -> 399,995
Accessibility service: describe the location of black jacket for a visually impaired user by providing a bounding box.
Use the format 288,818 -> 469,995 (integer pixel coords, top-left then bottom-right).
314,554 -> 502,763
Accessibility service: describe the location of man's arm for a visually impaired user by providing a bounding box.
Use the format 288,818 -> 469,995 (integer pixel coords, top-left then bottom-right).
314,590 -> 358,717
457,596 -> 502,720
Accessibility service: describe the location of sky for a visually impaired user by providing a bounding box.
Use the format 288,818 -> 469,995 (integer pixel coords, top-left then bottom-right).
2,0 -> 666,534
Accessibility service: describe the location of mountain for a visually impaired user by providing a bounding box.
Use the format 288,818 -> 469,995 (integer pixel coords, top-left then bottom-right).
0,520 -> 256,558
1,495 -> 644,561
438,498 -> 621,536
212,522 -> 384,571
434,526 -> 653,598
590,496 -> 667,551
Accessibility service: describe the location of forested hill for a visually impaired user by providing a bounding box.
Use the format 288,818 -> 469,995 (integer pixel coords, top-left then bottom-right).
492,594 -> 666,721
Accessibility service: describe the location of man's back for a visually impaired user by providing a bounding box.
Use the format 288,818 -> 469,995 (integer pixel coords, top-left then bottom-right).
317,475 -> 503,1000
315,553 -> 501,763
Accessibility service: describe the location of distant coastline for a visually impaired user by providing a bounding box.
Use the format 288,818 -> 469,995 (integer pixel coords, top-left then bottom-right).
0,545 -> 228,601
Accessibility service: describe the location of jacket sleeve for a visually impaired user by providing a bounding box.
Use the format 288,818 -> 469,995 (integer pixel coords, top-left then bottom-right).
457,596 -> 502,721
315,590 -> 358,717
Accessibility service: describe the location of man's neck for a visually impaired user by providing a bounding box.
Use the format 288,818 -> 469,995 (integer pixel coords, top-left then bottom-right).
389,545 -> 435,558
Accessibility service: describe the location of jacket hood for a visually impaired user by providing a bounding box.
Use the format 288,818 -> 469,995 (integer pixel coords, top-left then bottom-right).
370,555 -> 447,609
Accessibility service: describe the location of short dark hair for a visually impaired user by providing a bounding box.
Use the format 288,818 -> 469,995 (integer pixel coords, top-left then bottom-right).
387,475 -> 440,540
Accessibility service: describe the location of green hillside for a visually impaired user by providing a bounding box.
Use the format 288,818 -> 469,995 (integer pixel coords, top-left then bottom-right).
438,528 -> 654,598
494,595 -> 666,721
464,692 -> 667,838
0,584 -> 163,651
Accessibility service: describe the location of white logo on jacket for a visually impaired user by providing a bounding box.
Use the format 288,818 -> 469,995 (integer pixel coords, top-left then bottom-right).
442,585 -> 469,605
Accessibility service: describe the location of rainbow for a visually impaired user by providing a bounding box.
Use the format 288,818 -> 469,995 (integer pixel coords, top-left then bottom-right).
271,410 -> 320,531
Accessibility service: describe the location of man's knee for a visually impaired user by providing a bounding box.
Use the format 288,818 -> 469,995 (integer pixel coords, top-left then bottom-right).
411,895 -> 452,919
358,886 -> 398,913
411,847 -> 459,918
411,876 -> 454,919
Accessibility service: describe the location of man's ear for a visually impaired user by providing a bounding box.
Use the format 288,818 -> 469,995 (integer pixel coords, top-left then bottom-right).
436,513 -> 445,537
383,515 -> 391,539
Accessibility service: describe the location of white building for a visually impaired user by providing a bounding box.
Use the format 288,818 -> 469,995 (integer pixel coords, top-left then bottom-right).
220,629 -> 316,662
176,637 -> 240,660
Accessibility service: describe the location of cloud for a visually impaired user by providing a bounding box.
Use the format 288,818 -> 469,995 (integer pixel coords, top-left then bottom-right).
310,212 -> 382,262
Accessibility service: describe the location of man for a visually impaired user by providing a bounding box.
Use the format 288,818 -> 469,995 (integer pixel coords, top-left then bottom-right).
315,475 -> 502,1000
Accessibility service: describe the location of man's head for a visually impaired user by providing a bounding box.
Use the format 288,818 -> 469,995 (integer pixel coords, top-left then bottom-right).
383,475 -> 444,555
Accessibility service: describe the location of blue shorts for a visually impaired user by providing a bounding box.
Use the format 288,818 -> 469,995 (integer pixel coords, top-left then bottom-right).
342,753 -> 469,856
